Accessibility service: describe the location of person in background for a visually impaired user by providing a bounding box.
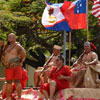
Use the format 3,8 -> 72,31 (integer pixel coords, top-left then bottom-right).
0,38 -> 5,63
20,68 -> 29,89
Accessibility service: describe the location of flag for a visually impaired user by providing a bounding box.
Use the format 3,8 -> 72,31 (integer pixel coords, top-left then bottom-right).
61,0 -> 87,29
41,1 -> 71,31
92,0 -> 100,27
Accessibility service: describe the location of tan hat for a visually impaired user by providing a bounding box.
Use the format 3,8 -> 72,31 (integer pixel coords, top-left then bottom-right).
53,45 -> 61,50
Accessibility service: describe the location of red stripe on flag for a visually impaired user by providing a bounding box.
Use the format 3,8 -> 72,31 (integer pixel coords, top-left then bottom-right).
92,0 -> 100,27
93,0 -> 98,1
92,6 -> 100,11
92,11 -> 100,17
93,2 -> 100,5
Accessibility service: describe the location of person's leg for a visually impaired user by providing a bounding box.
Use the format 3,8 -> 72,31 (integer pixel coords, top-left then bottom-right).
71,71 -> 77,88
6,80 -> 13,100
2,82 -> 7,93
74,70 -> 85,88
42,90 -> 49,99
34,70 -> 41,87
14,80 -> 22,100
1,82 -> 7,99
43,69 -> 50,83
49,80 -> 56,100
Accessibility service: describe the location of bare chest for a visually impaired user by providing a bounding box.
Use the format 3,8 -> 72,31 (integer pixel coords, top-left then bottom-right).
4,44 -> 18,56
82,53 -> 93,62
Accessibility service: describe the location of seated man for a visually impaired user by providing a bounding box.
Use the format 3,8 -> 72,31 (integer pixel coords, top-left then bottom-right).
33,45 -> 61,87
71,42 -> 100,88
40,55 -> 71,100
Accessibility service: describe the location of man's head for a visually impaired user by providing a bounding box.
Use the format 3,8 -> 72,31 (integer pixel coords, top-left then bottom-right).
53,45 -> 61,56
8,33 -> 16,43
56,55 -> 64,67
84,42 -> 91,53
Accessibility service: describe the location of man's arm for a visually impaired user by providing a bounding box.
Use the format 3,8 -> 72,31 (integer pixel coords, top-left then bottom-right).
85,52 -> 98,65
58,75 -> 71,81
17,44 -> 26,65
72,51 -> 86,67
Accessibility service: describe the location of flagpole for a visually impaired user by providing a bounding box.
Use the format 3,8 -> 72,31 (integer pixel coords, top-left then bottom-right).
63,0 -> 71,66
86,0 -> 89,41
63,31 -> 66,65
69,32 -> 71,67
63,0 -> 67,65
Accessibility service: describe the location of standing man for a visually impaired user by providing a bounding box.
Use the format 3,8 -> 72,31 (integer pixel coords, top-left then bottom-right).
3,33 -> 26,100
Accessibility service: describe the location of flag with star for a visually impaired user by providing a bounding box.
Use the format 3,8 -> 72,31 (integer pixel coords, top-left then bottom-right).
61,0 -> 87,29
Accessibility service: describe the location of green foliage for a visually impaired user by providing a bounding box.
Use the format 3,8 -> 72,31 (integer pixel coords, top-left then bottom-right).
8,0 -> 22,11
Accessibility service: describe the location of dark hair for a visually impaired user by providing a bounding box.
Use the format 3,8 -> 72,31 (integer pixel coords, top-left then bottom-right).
0,37 -> 4,41
7,41 -> 10,45
58,55 -> 64,63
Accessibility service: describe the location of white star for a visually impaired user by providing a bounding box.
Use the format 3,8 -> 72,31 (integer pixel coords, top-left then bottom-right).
80,4 -> 82,7
77,10 -> 79,13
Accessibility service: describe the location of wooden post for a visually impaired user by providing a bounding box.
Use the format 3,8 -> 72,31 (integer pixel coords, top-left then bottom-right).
86,0 -> 89,41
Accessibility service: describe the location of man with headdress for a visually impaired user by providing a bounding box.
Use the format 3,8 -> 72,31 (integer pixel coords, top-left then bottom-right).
1,33 -> 26,100
71,42 -> 100,88
33,45 -> 61,88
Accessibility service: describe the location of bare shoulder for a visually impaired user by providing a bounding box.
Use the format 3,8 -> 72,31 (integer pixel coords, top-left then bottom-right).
16,42 -> 23,49
15,42 -> 25,53
91,51 -> 98,56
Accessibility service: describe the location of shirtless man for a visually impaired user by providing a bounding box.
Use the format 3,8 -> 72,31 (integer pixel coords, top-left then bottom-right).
2,33 -> 26,100
33,45 -> 61,87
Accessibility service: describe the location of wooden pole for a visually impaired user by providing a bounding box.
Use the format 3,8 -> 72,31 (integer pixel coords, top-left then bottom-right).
86,0 -> 89,41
